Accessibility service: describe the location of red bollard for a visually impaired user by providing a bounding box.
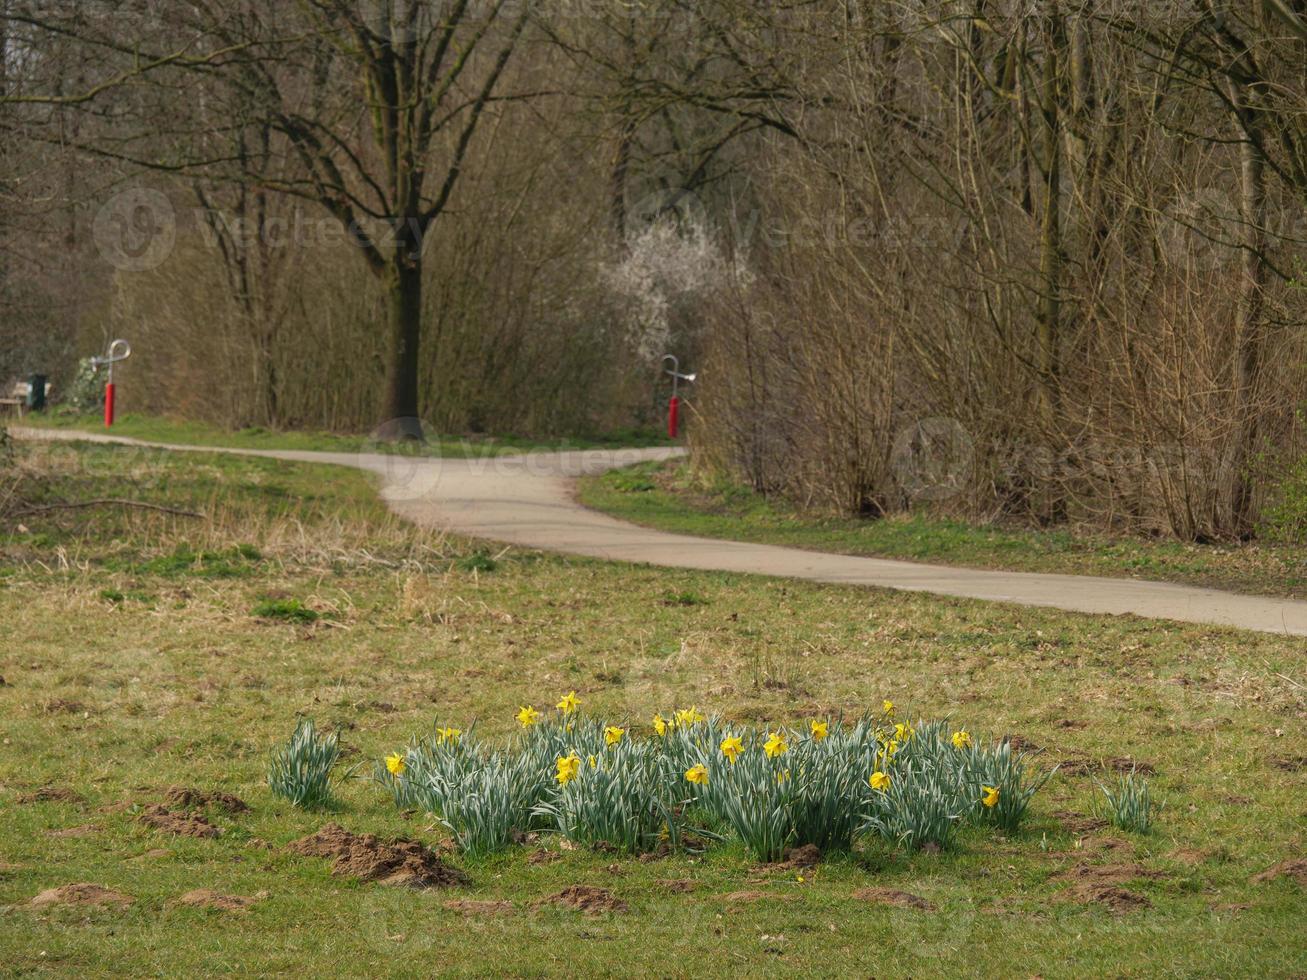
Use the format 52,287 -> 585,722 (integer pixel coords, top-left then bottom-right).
104,382 -> 116,427
667,395 -> 680,439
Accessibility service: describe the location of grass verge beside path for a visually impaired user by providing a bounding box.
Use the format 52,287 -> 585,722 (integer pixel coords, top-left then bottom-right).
17,411 -> 669,457
580,459 -> 1307,601
0,441 -> 1304,976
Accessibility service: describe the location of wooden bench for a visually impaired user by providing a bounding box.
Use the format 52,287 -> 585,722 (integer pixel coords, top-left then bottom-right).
0,381 -> 53,418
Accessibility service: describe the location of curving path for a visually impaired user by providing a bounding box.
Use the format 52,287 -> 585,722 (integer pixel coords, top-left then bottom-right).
14,426 -> 1307,637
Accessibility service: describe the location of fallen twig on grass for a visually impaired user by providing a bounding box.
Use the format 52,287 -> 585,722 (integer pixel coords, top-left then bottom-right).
11,498 -> 204,519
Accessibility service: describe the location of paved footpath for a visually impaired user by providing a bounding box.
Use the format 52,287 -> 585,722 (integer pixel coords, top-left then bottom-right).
15,427 -> 1307,638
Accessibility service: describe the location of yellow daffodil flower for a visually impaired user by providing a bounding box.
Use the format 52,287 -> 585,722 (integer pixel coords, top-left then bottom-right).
869,770 -> 890,791
775,768 -> 790,784
652,713 -> 670,737
886,739 -> 899,757
516,705 -> 540,728
810,720 -> 829,742
556,691 -> 581,715
385,752 -> 406,777
763,731 -> 788,758
951,730 -> 972,750
894,722 -> 911,742
604,725 -> 625,746
685,764 -> 709,785
882,700 -> 896,717
555,753 -> 581,785
587,754 -> 597,769
720,734 -> 744,763
981,785 -> 1000,808
675,706 -> 705,727
436,726 -> 461,745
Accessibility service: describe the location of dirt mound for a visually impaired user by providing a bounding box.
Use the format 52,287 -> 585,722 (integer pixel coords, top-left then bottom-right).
287,824 -> 468,890
774,843 -> 821,869
1051,810 -> 1107,835
1251,858 -> 1307,886
139,805 -> 221,839
1055,861 -> 1163,885
443,899 -> 514,916
171,888 -> 268,912
30,883 -> 132,908
162,787 -> 249,814
526,848 -> 560,866
1054,861 -> 1161,912
534,885 -> 628,914
1059,882 -> 1151,912
17,786 -> 84,805
852,887 -> 935,910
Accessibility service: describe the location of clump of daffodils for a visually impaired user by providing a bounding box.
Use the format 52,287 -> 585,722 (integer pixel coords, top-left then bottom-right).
268,718 -> 344,810
368,697 -> 1053,860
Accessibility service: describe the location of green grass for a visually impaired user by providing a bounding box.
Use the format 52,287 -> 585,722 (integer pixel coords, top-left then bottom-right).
17,410 -> 670,457
580,459 -> 1307,600
1,443 -> 1304,976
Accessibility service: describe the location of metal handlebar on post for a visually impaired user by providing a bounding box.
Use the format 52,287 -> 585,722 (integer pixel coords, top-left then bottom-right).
90,339 -> 132,427
662,354 -> 696,439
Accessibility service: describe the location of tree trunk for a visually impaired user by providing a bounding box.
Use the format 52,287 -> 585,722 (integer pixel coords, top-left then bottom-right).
1227,78 -> 1268,537
379,257 -> 424,439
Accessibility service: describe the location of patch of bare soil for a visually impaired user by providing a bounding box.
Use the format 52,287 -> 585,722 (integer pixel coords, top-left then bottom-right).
1051,810 -> 1108,835
1003,735 -> 1041,753
1271,755 -> 1306,772
533,885 -> 628,915
772,843 -> 821,870
172,888 -> 268,912
526,848 -> 560,866
852,887 -> 935,910
162,787 -> 249,814
1053,861 -> 1164,912
17,786 -> 84,805
443,899 -> 514,916
1251,858 -> 1307,886
1170,848 -> 1211,865
287,824 -> 468,890
138,805 -> 221,839
29,883 -> 132,908
659,879 -> 696,893
44,824 -> 99,839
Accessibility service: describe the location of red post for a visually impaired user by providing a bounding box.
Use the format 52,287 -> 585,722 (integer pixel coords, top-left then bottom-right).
104,382 -> 116,427
667,395 -> 680,439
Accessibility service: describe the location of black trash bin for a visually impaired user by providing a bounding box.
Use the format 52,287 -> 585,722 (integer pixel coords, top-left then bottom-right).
26,374 -> 47,411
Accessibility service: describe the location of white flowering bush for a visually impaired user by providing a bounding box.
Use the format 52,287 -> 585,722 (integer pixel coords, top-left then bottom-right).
372,695 -> 1055,861
602,218 -> 736,364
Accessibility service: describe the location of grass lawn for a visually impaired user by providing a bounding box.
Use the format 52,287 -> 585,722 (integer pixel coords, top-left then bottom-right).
17,411 -> 670,458
1,439 -> 1304,976
580,459 -> 1307,600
